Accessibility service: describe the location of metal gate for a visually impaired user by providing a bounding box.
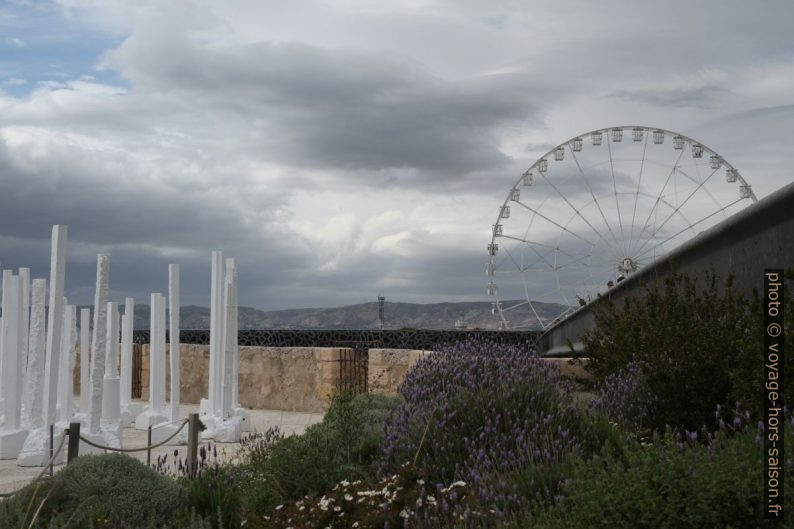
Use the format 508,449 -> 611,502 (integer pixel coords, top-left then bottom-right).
131,343 -> 142,399
334,341 -> 375,394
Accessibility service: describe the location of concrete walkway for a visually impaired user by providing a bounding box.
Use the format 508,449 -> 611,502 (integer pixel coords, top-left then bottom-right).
0,403 -> 324,494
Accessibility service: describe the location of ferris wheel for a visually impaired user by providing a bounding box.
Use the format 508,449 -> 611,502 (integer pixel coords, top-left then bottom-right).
486,126 -> 757,331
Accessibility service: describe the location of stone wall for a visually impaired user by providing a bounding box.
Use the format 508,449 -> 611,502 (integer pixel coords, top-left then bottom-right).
139,345 -> 345,413
367,349 -> 430,396
73,345 -> 590,413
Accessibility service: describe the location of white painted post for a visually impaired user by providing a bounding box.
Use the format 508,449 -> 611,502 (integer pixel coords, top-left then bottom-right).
169,265 -> 180,422
21,279 -> 47,430
221,280 -> 233,418
134,293 -> 167,429
120,298 -> 134,407
57,303 -> 76,423
157,294 -> 167,409
101,302 -> 121,427
0,272 -> 29,459
149,293 -> 159,412
18,226 -> 69,466
18,268 -> 30,394
79,308 -> 90,413
208,251 -> 224,416
0,270 -> 12,415
87,254 -> 109,434
42,225 -> 67,431
1,274 -> 22,430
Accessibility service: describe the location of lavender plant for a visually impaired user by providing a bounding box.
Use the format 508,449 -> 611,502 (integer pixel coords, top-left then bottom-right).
380,338 -> 617,526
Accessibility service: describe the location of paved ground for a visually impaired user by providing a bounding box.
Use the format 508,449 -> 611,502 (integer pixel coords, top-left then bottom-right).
0,402 -> 324,494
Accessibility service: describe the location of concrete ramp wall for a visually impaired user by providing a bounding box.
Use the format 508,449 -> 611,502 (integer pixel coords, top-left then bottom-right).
539,182 -> 794,356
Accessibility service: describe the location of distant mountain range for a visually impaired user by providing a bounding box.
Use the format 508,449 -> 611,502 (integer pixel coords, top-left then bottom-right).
97,300 -> 568,331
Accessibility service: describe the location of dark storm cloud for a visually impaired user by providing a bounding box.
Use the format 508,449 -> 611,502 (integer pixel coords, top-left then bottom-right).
104,37 -> 539,179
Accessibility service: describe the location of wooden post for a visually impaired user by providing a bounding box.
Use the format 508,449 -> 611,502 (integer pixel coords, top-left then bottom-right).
187,413 -> 200,476
67,422 -> 80,464
48,424 -> 54,476
146,425 -> 152,466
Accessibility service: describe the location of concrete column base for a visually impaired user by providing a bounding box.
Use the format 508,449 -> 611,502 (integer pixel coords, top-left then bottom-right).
17,427 -> 66,467
120,402 -> 144,428
0,429 -> 29,460
200,414 -> 241,443
232,407 -> 251,432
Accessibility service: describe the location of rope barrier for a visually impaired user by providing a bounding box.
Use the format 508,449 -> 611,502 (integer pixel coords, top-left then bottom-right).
77,419 -> 188,453
0,431 -> 68,499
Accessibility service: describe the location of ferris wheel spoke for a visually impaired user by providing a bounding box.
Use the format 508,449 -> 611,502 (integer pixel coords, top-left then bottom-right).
500,234 -> 559,272
631,147 -> 685,256
606,133 -> 626,255
569,147 -> 625,255
627,131 -> 649,255
632,165 -> 720,257
513,200 -> 597,249
537,157 -> 624,260
634,196 -> 745,262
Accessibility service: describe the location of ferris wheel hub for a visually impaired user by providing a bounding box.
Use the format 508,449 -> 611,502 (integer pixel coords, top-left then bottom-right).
618,257 -> 638,276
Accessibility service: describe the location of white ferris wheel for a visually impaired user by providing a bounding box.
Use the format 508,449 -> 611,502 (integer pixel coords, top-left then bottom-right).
486,126 -> 757,331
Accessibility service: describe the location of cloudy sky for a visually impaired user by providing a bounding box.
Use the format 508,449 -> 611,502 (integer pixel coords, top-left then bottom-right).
0,0 -> 792,310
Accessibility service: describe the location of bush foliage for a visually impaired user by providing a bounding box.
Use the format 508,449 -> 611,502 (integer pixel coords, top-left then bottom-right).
583,269 -> 793,431
523,416 -> 793,529
0,454 -> 190,529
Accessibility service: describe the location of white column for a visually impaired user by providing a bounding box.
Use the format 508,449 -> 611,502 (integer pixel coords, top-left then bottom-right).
208,251 -> 224,416
79,308 -> 90,413
21,279 -> 47,429
225,258 -> 240,409
42,225 -> 67,430
134,293 -> 167,429
0,272 -> 29,459
18,268 -> 30,394
0,270 -> 12,414
120,298 -> 134,407
57,303 -> 76,423
101,302 -> 121,426
221,280 -> 234,418
1,273 -> 22,430
149,293 -> 159,411
168,265 -> 180,422
157,294 -> 167,408
87,254 -> 109,434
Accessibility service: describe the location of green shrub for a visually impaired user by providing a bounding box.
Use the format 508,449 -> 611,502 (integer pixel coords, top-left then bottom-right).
583,269 -> 792,431
0,453 -> 189,528
236,391 -> 399,518
521,422 -> 793,529
180,462 -> 241,529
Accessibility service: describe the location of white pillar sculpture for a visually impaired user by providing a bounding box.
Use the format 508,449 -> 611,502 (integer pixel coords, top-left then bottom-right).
18,225 -> 68,466
135,293 -> 168,429
152,266 -> 188,445
226,259 -> 250,431
201,252 -> 241,442
18,267 -> 30,418
0,272 -> 29,458
21,279 -> 47,430
120,297 -> 141,426
100,302 -> 122,442
57,303 -> 76,424
0,270 -> 12,416
78,308 -> 90,415
87,255 -> 109,435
